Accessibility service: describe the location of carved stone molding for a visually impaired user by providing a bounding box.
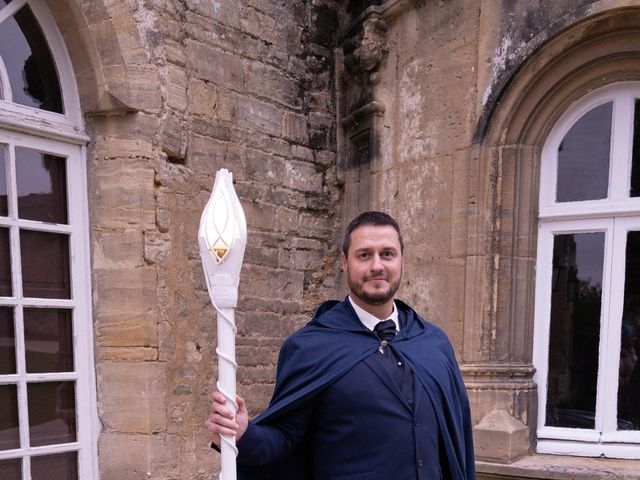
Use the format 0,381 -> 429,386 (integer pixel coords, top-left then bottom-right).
461,363 -> 536,391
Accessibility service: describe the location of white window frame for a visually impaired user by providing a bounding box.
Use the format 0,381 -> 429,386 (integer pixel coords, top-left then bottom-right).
533,82 -> 640,459
0,1 -> 98,478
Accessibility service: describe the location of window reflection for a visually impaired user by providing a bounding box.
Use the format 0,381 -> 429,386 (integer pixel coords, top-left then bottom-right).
20,230 -> 70,299
0,5 -> 62,112
0,307 -> 15,374
0,384 -> 20,450
16,147 -> 67,224
631,100 -> 640,197
618,231 -> 640,430
557,103 -> 612,202
0,458 -> 21,479
25,308 -> 73,373
31,452 -> 77,480
547,233 -> 604,428
0,227 -> 11,296
0,145 -> 7,216
28,381 -> 76,447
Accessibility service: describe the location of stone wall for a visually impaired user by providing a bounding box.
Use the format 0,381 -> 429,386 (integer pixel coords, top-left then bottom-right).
48,0 -> 342,478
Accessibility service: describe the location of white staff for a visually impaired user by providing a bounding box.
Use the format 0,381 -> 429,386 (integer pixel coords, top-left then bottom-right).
198,169 -> 247,480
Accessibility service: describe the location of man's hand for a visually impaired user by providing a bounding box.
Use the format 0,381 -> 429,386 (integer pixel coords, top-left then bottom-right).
204,391 -> 249,446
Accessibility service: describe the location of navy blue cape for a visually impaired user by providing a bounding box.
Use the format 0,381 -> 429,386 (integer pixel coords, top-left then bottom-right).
237,299 -> 475,480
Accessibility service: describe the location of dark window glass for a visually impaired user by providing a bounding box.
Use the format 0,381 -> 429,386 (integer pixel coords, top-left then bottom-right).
0,384 -> 20,450
0,458 -> 21,479
0,145 -> 7,216
547,232 -> 605,429
557,103 -> 612,202
617,231 -> 640,430
0,307 -> 15,374
631,100 -> 640,197
0,227 -> 11,296
31,452 -> 77,480
28,381 -> 76,447
20,230 -> 70,299
16,147 -> 67,224
0,5 -> 63,113
25,308 -> 73,373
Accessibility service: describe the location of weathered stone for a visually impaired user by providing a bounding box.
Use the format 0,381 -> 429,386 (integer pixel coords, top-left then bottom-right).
474,410 -> 530,463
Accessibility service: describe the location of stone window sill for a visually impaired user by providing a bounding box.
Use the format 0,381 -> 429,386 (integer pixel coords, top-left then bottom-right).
476,454 -> 640,479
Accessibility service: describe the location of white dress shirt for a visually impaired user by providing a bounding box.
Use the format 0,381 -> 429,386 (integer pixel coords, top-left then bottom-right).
348,296 -> 399,332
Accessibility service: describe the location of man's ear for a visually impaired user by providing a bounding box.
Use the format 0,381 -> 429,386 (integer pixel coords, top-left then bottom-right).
341,252 -> 347,272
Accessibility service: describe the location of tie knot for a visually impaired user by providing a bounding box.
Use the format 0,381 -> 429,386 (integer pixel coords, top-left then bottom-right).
374,319 -> 397,342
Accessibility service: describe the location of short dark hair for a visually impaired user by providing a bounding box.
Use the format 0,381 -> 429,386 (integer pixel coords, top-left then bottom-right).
341,211 -> 404,256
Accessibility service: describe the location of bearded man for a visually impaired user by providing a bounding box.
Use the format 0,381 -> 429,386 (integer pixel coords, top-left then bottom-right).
204,211 -> 476,480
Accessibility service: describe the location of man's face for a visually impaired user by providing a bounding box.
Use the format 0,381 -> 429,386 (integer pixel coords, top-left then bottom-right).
341,224 -> 403,308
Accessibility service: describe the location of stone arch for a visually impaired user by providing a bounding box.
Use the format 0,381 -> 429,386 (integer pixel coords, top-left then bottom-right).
464,3 -> 640,460
44,0 -> 161,114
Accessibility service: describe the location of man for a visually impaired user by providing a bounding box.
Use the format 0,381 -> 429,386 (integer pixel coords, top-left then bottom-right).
204,211 -> 475,479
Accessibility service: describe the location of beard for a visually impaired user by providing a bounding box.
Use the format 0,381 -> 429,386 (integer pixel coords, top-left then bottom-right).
346,269 -> 402,306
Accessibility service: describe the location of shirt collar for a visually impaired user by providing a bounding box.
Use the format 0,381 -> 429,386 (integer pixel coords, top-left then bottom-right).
348,296 -> 399,332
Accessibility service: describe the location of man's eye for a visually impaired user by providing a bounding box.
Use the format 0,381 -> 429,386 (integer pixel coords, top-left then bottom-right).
359,253 -> 369,259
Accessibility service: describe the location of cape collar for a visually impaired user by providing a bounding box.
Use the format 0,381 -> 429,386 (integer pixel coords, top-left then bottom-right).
310,297 -> 425,339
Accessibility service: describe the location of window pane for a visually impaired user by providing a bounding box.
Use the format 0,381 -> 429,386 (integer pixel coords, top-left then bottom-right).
28,381 -> 76,447
0,227 -> 11,296
31,452 -> 77,480
631,100 -> 640,197
557,103 -> 612,202
0,384 -> 20,450
16,147 -> 67,224
0,458 -> 21,480
546,232 -> 605,428
0,145 -> 7,216
618,231 -> 640,430
20,230 -> 70,299
25,308 -> 73,373
0,307 -> 15,374
0,5 -> 63,112
31,452 -> 78,480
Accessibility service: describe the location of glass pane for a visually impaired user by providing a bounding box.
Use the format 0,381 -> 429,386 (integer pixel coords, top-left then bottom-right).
28,381 -> 76,447
25,308 -> 73,373
618,231 -> 640,430
0,384 -> 20,450
0,458 -> 21,480
0,307 -> 15,374
556,102 -> 612,202
16,147 -> 67,224
0,5 -> 63,112
32,452 -> 77,480
21,230 -> 70,299
0,145 -> 7,216
546,232 -> 605,428
632,100 -> 640,197
0,227 -> 11,296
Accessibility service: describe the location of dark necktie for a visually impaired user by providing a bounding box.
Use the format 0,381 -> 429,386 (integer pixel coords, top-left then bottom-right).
374,319 -> 397,353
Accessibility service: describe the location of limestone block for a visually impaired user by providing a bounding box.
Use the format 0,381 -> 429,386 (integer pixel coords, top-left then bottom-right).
97,362 -> 167,433
282,112 -> 309,144
187,79 -> 219,118
149,433 -> 182,479
93,229 -> 144,269
236,95 -> 284,137
166,64 -> 188,112
474,410 -> 530,463
188,41 -> 244,90
102,64 -> 162,112
98,347 -> 158,362
283,159 -> 323,193
240,7 -> 277,44
246,61 -> 300,107
94,268 -> 158,347
144,232 -> 172,265
98,433 -> 150,480
92,160 -> 156,229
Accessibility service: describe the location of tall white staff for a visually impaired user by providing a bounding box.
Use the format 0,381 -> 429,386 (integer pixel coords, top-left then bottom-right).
198,169 -> 247,480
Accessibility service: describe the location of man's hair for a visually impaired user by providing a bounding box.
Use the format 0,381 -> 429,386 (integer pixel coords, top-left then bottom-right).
341,211 -> 404,256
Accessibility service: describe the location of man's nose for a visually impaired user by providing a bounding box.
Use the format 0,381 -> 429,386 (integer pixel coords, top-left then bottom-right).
370,254 -> 384,270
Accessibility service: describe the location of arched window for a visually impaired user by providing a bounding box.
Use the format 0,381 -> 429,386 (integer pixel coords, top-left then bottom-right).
0,1 -> 96,479
534,82 -> 640,458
